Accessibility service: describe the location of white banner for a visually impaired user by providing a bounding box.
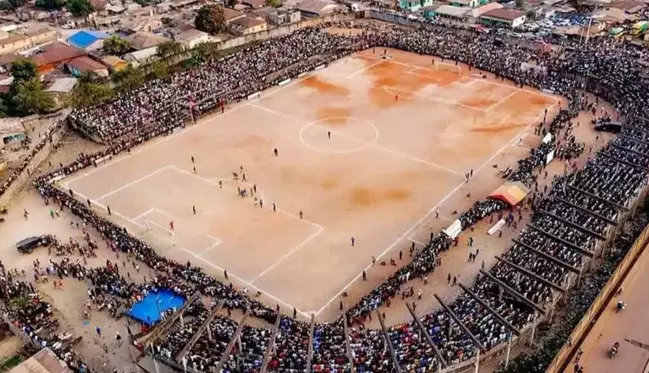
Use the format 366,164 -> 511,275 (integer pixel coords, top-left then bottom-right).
247,92 -> 260,100
278,79 -> 292,86
487,219 -> 506,235
542,132 -> 552,144
443,219 -> 462,239
546,150 -> 555,165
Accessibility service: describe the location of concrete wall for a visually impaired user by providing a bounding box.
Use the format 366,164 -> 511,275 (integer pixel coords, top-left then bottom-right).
0,122 -> 66,208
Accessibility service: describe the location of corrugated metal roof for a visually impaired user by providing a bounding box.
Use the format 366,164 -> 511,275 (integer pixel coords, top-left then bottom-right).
9,349 -> 71,373
435,4 -> 470,17
67,30 -> 109,49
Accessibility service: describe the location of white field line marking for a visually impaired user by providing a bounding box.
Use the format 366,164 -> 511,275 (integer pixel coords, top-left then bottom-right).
178,247 -> 311,318
250,225 -> 325,284
133,208 -> 155,222
383,86 -> 486,113
360,54 -> 458,71
95,166 -> 171,201
346,60 -> 385,78
485,90 -> 519,112
248,102 -> 462,177
313,106 -> 551,317
408,238 -> 427,247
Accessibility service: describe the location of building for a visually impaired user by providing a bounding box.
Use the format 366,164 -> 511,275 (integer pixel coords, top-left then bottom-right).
66,56 -> 109,77
25,27 -> 57,45
170,0 -> 201,9
175,28 -> 209,49
229,15 -> 268,35
399,0 -> 432,11
243,0 -> 267,8
0,35 -> 30,55
252,6 -> 301,25
123,46 -> 158,64
0,118 -> 26,150
46,77 -> 78,105
468,2 -> 503,19
66,30 -> 109,51
480,8 -> 526,28
32,42 -> 86,73
223,8 -> 246,24
451,0 -> 478,7
433,4 -> 470,20
8,348 -> 72,373
296,0 -> 339,17
101,55 -> 128,71
125,31 -> 170,51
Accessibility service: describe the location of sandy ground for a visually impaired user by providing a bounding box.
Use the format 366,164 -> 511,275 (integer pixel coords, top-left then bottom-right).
0,49 -> 619,372
565,243 -> 649,373
59,48 -> 559,322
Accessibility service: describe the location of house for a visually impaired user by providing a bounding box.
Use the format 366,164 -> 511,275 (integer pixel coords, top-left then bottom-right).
0,35 -> 30,55
24,27 -> 56,45
0,53 -> 20,73
223,8 -> 246,24
32,42 -> 85,73
243,0 -> 268,8
480,8 -> 526,28
101,55 -> 128,71
67,30 -> 109,51
252,6 -> 300,25
399,0 -> 432,11
105,4 -> 127,14
123,18 -> 164,33
468,2 -> 503,19
229,16 -> 268,35
125,32 -> 170,51
67,56 -> 109,77
123,46 -> 158,65
175,29 -> 209,49
296,0 -> 339,17
8,348 -> 72,373
433,4 -> 470,20
170,0 -> 201,9
46,77 -> 78,105
451,0 -> 478,8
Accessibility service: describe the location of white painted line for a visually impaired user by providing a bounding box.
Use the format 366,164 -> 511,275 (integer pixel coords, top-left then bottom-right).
346,60 -> 384,78
250,225 -> 325,284
383,86 -> 486,113
133,208 -> 155,222
408,238 -> 427,247
95,167 -> 171,202
485,90 -> 519,112
178,247 -> 311,318
377,146 -> 462,176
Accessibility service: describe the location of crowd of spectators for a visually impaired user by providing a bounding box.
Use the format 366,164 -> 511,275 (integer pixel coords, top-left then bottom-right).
3,16 -> 647,373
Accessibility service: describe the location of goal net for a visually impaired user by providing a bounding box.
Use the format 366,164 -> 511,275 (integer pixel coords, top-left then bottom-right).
433,62 -> 462,74
144,220 -> 176,248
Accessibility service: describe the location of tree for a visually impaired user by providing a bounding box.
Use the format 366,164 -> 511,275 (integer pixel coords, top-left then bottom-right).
192,42 -> 211,64
11,78 -> 54,115
35,0 -> 64,10
66,0 -> 94,17
111,65 -> 144,93
68,74 -> 114,108
103,35 -> 131,55
148,60 -> 168,80
195,4 -> 227,34
267,0 -> 281,7
515,0 -> 524,8
156,40 -> 184,65
10,59 -> 37,82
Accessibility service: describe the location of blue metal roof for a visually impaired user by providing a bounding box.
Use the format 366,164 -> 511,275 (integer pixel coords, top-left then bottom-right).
67,30 -> 109,49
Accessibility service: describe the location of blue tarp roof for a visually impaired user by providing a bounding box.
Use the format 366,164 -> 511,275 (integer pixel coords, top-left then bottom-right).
67,30 -> 109,49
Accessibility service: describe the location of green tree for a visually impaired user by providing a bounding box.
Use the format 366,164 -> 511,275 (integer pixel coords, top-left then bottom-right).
10,59 -> 37,82
111,65 -> 144,93
11,78 -> 54,115
66,0 -> 94,16
103,35 -> 131,55
68,73 -> 114,108
156,40 -> 184,65
195,4 -> 227,34
267,0 -> 281,7
148,60 -> 169,80
192,42 -> 211,64
35,0 -> 64,10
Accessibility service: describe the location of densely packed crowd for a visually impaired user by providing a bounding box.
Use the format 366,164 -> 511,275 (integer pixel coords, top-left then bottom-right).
6,15 -> 648,373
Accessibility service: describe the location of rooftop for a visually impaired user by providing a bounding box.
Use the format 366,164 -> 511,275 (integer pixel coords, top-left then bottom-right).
67,30 -> 109,49
67,56 -> 106,72
481,8 -> 526,20
125,32 -> 169,50
9,348 -> 72,373
435,4 -> 470,17
33,42 -> 85,67
223,7 -> 245,21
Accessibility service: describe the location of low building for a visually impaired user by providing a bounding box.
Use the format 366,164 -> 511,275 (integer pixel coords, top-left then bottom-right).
67,30 -> 109,51
229,15 -> 268,35
32,42 -> 86,73
175,29 -> 209,49
433,4 -> 470,20
101,55 -> 128,71
170,0 -> 201,9
468,2 -> 503,19
46,77 -> 78,105
451,0 -> 478,8
399,0 -> 432,11
9,348 -> 72,373
252,6 -> 301,25
480,8 -> 526,28
243,0 -> 267,8
0,35 -> 30,55
223,8 -> 246,24
123,46 -> 158,65
24,27 -> 57,45
125,31 -> 170,51
296,0 -> 339,17
66,56 -> 109,77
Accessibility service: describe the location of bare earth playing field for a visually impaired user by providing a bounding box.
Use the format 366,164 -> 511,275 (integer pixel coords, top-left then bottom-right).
61,49 -> 557,321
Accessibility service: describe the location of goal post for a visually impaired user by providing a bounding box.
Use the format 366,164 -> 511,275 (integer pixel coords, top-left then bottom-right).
145,220 -> 176,247
434,62 -> 462,74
